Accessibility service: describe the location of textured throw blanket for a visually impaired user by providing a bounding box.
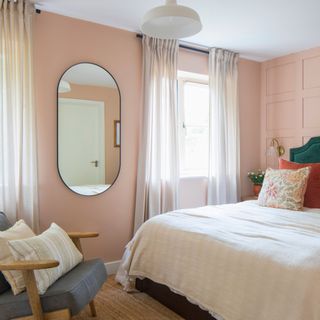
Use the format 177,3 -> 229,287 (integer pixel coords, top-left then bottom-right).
116,201 -> 320,320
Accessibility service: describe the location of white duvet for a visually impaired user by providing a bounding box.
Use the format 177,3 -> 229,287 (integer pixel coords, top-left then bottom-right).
116,201 -> 320,320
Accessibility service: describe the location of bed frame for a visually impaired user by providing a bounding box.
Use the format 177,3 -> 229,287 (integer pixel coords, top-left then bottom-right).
136,278 -> 215,320
290,136 -> 320,163
136,136 -> 320,320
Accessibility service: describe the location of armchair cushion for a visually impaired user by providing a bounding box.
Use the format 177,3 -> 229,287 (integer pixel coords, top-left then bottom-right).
0,220 -> 35,295
0,273 -> 9,295
0,212 -> 11,294
0,259 -> 107,320
8,223 -> 83,295
0,212 -> 11,231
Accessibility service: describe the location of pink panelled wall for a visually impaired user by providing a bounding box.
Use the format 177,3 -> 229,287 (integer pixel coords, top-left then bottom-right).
34,12 -> 261,262
261,47 -> 320,168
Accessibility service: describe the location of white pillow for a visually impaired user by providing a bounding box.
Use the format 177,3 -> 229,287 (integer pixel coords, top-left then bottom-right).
0,220 -> 36,295
8,223 -> 83,295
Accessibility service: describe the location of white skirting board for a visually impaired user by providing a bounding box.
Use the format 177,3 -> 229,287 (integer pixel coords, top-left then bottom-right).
105,260 -> 121,275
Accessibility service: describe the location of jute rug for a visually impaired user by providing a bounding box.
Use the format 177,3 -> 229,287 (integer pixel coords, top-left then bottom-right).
74,276 -> 183,319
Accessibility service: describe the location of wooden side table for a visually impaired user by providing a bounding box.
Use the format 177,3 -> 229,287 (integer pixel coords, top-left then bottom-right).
241,195 -> 258,201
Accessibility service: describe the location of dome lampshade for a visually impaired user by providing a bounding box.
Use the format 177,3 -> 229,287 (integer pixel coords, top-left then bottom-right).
141,0 -> 202,39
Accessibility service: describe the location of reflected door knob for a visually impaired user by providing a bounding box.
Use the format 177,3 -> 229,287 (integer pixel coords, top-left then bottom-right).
90,160 -> 99,167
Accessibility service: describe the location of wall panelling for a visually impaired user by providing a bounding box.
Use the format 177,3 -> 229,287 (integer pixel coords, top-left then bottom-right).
261,47 -> 320,168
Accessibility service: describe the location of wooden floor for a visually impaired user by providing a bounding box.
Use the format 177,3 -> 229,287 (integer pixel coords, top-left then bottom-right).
74,276 -> 183,320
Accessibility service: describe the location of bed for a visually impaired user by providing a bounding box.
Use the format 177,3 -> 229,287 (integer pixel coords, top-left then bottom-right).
116,137 -> 320,320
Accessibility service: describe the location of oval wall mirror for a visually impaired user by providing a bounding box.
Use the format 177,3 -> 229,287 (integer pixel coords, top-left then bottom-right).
57,63 -> 120,196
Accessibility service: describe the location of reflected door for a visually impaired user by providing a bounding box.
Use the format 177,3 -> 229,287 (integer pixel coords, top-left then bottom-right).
58,98 -> 105,187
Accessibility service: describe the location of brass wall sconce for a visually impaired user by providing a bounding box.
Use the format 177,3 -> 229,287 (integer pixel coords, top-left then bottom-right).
268,138 -> 285,157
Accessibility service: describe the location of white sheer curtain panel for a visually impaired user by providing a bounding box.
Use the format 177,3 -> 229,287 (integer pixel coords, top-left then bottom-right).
0,0 -> 39,230
208,48 -> 240,205
134,36 -> 179,233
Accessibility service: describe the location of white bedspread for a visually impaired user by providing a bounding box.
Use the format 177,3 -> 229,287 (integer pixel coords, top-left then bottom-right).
116,201 -> 320,320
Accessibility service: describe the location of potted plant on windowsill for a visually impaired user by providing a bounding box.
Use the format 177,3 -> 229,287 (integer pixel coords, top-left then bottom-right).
248,170 -> 265,196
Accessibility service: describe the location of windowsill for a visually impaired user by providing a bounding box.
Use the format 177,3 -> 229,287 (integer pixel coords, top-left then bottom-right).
179,175 -> 208,180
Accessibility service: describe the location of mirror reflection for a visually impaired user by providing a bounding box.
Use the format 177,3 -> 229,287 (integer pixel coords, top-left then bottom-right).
58,63 -> 120,196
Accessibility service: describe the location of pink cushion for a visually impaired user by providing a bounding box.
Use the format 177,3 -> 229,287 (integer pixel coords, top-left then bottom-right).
279,159 -> 320,208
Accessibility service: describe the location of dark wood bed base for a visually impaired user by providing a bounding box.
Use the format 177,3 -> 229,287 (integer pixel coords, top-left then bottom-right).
136,278 -> 216,320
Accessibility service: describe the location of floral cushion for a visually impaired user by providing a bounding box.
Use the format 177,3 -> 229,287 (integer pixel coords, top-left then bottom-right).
258,167 -> 311,211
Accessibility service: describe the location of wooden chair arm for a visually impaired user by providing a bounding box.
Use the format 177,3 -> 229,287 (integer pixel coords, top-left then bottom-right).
0,260 -> 65,319
67,232 -> 99,239
67,232 -> 99,254
0,260 -> 59,271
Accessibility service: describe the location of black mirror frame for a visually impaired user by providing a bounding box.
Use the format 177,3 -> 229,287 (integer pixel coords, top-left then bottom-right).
57,62 -> 121,196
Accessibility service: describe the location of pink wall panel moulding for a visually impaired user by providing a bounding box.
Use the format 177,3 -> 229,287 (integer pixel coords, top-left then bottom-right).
303,56 -> 320,89
261,46 -> 320,169
266,62 -> 296,96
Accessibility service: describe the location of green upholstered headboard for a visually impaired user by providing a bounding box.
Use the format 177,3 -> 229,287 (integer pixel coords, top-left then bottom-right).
290,137 -> 320,163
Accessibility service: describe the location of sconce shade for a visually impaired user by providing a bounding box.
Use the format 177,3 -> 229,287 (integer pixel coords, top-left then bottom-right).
267,138 -> 285,158
141,0 -> 202,39
267,146 -> 279,158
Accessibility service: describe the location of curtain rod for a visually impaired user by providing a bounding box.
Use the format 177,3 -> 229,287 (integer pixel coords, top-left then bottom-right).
7,0 -> 41,12
136,34 -> 209,55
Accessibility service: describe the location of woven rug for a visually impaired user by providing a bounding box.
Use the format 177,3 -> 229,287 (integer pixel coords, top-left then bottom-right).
74,276 -> 183,319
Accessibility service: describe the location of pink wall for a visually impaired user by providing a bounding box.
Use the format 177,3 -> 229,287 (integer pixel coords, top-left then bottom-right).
34,12 -> 142,262
34,12 -> 261,262
261,47 -> 320,168
179,48 -> 209,74
238,59 -> 261,196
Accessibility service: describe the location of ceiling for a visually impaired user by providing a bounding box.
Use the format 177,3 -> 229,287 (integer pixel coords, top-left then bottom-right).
35,0 -> 320,61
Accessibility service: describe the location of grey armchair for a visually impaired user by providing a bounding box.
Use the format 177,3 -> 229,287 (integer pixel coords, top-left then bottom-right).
0,212 -> 107,320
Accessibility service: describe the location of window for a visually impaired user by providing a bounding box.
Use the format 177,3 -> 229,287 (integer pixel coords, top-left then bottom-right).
178,72 -> 209,177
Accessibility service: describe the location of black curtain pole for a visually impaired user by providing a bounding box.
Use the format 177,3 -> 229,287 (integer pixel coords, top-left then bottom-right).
7,0 -> 41,13
136,34 -> 209,55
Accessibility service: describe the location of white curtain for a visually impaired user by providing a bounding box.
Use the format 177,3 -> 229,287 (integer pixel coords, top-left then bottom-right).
208,48 -> 240,205
134,36 -> 179,233
0,0 -> 39,230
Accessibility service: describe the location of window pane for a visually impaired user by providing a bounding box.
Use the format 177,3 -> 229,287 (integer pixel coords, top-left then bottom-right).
179,78 -> 209,177
184,82 -> 209,126
183,126 -> 209,175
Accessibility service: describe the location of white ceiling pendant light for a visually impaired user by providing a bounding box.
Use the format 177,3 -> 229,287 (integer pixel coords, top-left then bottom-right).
141,0 -> 202,39
58,80 -> 71,93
